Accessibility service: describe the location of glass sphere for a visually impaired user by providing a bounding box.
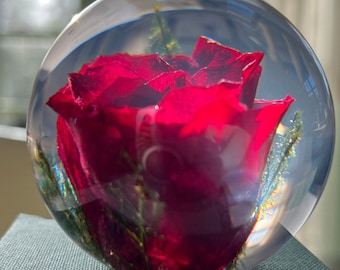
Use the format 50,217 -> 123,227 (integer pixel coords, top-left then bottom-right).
27,0 -> 335,269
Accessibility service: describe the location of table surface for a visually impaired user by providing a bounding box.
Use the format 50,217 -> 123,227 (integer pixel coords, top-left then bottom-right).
0,214 -> 330,270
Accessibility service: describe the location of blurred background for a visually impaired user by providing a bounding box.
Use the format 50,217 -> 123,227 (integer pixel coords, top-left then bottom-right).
0,0 -> 339,269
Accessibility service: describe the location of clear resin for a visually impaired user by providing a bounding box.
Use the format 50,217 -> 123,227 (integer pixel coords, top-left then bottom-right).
27,1 -> 335,269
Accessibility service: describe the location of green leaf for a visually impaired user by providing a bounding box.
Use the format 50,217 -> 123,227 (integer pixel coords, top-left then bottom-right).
33,142 -> 103,259
148,5 -> 181,56
260,111 -> 303,206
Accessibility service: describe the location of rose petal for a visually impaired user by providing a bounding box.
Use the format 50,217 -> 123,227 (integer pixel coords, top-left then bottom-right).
165,54 -> 200,74
234,53 -> 264,107
251,96 -> 295,150
80,53 -> 171,78
49,53 -> 174,112
179,99 -> 245,142
232,96 -> 295,175
192,36 -> 241,67
56,117 -> 91,194
241,66 -> 262,108
95,77 -> 162,108
56,105 -> 139,194
71,62 -> 138,107
147,192 -> 256,270
146,70 -> 187,93
156,83 -> 242,125
191,65 -> 242,86
46,84 -> 80,120
191,52 -> 263,102
98,53 -> 173,79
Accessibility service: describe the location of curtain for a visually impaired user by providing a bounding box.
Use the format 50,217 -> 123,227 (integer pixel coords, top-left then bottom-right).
265,0 -> 340,100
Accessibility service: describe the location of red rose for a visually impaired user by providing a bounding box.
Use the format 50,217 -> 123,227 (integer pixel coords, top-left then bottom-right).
47,36 -> 293,269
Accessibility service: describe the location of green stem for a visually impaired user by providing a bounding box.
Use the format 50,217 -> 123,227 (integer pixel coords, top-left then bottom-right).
154,5 -> 171,57
33,141 -> 103,258
121,149 -> 151,270
148,4 -> 181,56
136,179 -> 151,270
261,111 -> 302,203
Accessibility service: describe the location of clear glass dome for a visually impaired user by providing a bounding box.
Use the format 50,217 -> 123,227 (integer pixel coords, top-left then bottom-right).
27,0 -> 335,269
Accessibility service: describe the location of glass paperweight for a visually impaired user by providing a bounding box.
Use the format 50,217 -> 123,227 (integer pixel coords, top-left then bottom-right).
26,0 -> 335,269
